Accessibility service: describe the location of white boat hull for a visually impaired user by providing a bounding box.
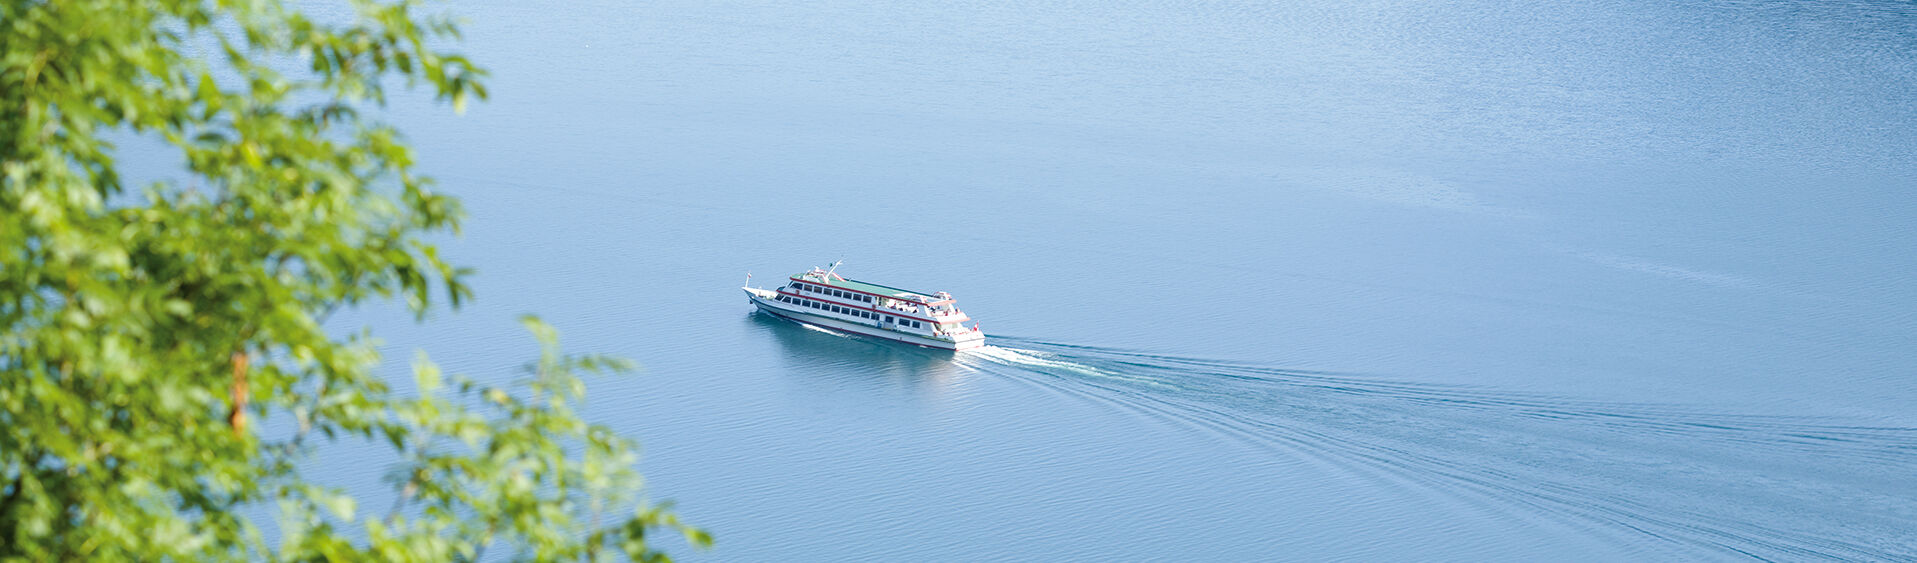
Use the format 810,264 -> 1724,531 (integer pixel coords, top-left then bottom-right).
743,287 -> 985,351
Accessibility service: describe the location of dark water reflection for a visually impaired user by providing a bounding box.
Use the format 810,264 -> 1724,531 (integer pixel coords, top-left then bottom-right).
749,311 -> 966,395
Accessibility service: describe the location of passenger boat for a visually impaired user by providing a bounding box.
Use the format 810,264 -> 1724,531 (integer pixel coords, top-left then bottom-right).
743,262 -> 985,351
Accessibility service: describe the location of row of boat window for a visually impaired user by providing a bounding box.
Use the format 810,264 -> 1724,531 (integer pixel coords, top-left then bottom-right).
791,283 -> 873,304
776,295 -> 923,328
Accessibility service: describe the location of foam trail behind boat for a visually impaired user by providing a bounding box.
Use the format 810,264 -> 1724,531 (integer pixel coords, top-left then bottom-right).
958,337 -> 1917,561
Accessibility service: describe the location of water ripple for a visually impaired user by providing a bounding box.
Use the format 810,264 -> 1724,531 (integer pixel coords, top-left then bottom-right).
957,337 -> 1917,561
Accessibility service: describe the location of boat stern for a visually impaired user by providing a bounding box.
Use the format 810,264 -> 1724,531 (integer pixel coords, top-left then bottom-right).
949,329 -> 987,351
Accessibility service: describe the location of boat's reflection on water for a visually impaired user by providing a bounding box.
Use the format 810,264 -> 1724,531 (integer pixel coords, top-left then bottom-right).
746,311 -> 970,396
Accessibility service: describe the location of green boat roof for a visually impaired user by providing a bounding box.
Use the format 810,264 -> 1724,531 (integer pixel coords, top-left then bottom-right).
790,272 -> 939,300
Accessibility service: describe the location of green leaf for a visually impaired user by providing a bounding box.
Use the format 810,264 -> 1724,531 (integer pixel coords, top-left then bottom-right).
321,493 -> 357,522
412,350 -> 441,393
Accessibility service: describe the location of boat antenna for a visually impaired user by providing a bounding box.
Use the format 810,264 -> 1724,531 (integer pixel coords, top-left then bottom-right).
825,259 -> 844,280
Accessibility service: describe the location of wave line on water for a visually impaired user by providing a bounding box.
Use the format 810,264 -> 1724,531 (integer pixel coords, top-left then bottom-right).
955,338 -> 1917,561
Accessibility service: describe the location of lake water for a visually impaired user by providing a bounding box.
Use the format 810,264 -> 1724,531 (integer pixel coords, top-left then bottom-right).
316,0 -> 1916,560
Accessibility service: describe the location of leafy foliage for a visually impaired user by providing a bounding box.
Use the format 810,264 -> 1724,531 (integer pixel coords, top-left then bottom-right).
0,0 -> 704,559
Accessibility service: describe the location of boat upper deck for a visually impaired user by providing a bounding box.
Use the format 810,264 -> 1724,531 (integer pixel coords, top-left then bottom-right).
792,273 -> 942,302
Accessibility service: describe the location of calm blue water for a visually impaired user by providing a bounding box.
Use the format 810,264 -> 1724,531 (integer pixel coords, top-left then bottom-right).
284,0 -> 1917,560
